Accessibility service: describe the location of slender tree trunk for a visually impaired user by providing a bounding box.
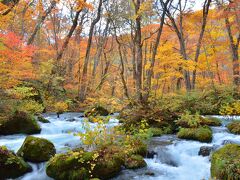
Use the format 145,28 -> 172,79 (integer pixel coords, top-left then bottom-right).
79,0 -> 103,102
27,0 -> 57,45
143,0 -> 170,102
192,0 -> 212,89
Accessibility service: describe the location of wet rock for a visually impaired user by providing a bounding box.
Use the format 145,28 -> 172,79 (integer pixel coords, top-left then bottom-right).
145,172 -> 155,176
146,151 -> 158,159
0,146 -> 32,179
66,118 -> 76,122
222,140 -> 240,145
17,136 -> 56,162
198,146 -> 213,156
0,111 -> 41,135
37,114 -> 50,123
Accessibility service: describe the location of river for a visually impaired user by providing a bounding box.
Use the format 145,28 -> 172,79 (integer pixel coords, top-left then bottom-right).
0,113 -> 239,180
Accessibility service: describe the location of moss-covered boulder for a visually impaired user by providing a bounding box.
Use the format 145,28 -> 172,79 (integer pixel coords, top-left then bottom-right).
85,105 -> 110,117
46,146 -> 123,180
124,155 -> 146,169
0,146 -> 32,179
227,121 -> 240,134
0,111 -> 41,135
211,144 -> 240,180
17,136 -> 56,162
177,126 -> 212,143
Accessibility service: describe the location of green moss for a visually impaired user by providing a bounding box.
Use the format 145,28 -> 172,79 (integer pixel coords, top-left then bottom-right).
17,136 -> 56,162
0,111 -> 41,135
177,126 -> 212,143
227,121 -> 240,134
0,146 -> 32,179
211,144 -> 240,180
124,155 -> 147,169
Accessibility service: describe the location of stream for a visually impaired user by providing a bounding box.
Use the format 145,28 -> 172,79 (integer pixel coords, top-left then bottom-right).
0,113 -> 240,180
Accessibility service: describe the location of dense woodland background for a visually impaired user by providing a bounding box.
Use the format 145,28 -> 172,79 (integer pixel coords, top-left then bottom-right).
0,0 -> 240,114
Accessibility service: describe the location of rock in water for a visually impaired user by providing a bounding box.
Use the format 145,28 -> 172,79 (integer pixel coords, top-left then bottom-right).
0,111 -> 41,135
0,146 -> 32,179
198,146 -> 213,156
17,136 -> 56,162
211,144 -> 240,180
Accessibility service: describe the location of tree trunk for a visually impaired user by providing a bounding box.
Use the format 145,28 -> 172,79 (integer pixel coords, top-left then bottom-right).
192,0 -> 212,89
79,0 -> 103,102
27,0 -> 57,45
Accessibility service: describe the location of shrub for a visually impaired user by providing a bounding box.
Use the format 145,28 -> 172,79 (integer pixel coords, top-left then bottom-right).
220,101 -> 240,115
54,101 -> 68,113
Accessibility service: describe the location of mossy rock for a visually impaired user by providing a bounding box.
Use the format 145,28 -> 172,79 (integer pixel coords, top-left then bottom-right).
37,115 -> 50,123
0,111 -> 41,135
47,146 -> 122,180
200,117 -> 222,126
17,136 -> 56,162
211,144 -> 240,180
177,126 -> 212,143
227,121 -> 240,134
124,155 -> 147,169
46,149 -> 93,180
0,146 -> 32,179
85,105 -> 110,117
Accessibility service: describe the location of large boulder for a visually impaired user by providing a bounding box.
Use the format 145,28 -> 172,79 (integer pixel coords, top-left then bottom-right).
177,126 -> 212,143
17,136 -> 56,162
85,105 -> 110,117
124,155 -> 147,169
227,121 -> 240,135
211,144 -> 240,180
0,146 -> 32,179
46,146 -> 123,180
0,111 -> 41,135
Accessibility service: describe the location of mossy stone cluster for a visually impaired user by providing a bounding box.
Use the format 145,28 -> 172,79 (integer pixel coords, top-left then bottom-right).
0,111 -> 41,135
177,126 -> 212,143
0,146 -> 32,179
17,136 -> 56,162
211,144 -> 240,180
46,142 -> 147,180
227,121 -> 240,134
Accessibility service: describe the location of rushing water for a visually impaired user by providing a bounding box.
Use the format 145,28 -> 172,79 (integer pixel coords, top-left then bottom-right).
0,114 -> 240,180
